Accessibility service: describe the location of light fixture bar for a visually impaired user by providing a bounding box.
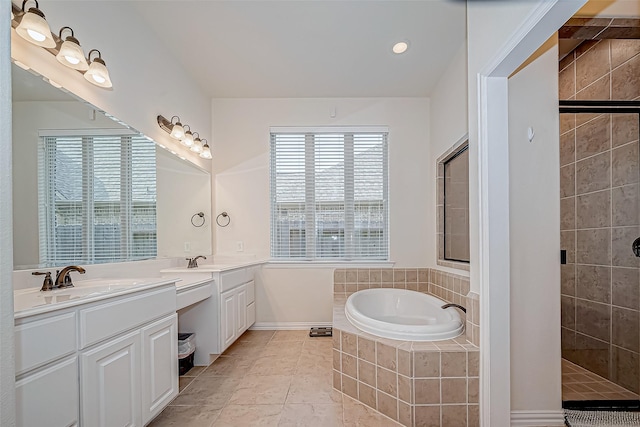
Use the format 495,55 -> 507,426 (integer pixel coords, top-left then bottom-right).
157,115 -> 211,160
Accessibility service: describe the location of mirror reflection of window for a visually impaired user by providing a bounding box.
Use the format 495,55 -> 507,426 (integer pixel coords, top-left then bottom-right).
443,145 -> 469,263
39,132 -> 157,265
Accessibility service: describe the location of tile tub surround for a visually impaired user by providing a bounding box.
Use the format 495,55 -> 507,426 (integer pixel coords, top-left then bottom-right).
333,268 -> 479,347
332,268 -> 479,427
559,39 -> 640,395
333,298 -> 479,427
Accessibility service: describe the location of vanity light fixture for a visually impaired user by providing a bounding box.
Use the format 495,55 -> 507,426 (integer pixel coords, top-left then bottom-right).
16,0 -> 56,48
169,116 -> 185,140
181,125 -> 195,147
84,49 -> 112,88
156,115 -> 211,160
56,27 -> 89,71
200,140 -> 212,159
191,133 -> 204,153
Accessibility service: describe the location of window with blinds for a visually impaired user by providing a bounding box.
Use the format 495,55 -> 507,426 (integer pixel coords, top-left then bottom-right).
270,128 -> 389,261
39,132 -> 157,266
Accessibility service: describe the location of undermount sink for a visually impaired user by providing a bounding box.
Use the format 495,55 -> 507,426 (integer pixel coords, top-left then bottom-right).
14,277 -> 174,314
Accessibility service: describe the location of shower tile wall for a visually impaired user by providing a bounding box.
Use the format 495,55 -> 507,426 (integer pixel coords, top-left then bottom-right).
559,39 -> 640,394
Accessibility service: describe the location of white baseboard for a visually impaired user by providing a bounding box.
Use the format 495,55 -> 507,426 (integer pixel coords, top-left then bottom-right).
510,410 -> 565,426
250,322 -> 332,330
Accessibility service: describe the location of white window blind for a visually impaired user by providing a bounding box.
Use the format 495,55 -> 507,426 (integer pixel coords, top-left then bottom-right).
270,129 -> 388,261
38,133 -> 157,266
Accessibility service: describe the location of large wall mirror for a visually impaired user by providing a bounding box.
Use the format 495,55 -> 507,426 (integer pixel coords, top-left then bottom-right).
12,64 -> 212,270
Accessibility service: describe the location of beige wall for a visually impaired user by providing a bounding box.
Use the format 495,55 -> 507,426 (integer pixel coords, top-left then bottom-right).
508,37 -> 563,413
559,39 -> 640,394
212,97 -> 430,324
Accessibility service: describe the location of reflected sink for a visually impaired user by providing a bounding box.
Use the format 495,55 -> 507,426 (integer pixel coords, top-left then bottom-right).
14,277 -> 172,313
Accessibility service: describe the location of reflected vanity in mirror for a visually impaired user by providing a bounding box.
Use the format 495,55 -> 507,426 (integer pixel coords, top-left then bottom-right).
12,64 -> 212,270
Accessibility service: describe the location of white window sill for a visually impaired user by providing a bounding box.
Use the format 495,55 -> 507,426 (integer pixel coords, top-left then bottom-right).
264,260 -> 396,269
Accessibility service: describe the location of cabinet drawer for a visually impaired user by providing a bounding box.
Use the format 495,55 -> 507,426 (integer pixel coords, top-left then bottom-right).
15,312 -> 76,375
79,286 -> 175,349
176,280 -> 213,310
16,356 -> 79,427
220,268 -> 250,292
246,280 -> 255,304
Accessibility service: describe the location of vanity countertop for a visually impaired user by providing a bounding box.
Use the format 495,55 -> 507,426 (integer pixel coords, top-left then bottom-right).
160,259 -> 267,275
14,277 -> 177,319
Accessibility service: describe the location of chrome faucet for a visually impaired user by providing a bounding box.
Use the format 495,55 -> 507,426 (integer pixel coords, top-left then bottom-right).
54,266 -> 86,289
441,303 -> 466,313
186,256 -> 206,269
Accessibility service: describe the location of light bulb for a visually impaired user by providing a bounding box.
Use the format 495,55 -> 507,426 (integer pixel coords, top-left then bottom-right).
16,4 -> 55,48
170,122 -> 185,140
84,52 -> 112,88
181,130 -> 194,147
56,30 -> 89,71
200,142 -> 212,159
191,137 -> 203,153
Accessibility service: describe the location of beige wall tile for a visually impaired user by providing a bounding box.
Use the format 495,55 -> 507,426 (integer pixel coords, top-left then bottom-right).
358,382 -> 377,409
612,267 -> 640,310
358,269 -> 370,283
333,331 -> 341,351
612,307 -> 640,352
467,351 -> 479,377
342,353 -> 358,379
576,265 -> 611,303
612,184 -> 639,227
333,349 -> 341,371
559,61 -> 576,99
576,115 -> 611,160
333,370 -> 341,390
561,164 -> 576,198
560,130 -> 576,166
376,391 -> 398,421
398,401 -> 412,427
468,377 -> 479,404
357,337 -> 376,363
576,152 -> 610,194
346,270 -> 358,283
575,299 -> 611,342
468,404 -> 480,427
441,352 -> 467,377
442,404 -> 468,427
342,332 -> 358,356
414,405 -> 440,427
358,360 -> 376,387
334,269 -> 346,284
576,190 -> 610,229
414,351 -> 440,378
562,296 -> 576,330
612,226 -> 640,268
377,366 -> 398,397
576,40 -> 610,91
576,74 -> 611,100
441,378 -> 467,404
576,229 -> 611,265
398,374 -> 412,404
611,39 -> 640,68
376,342 -> 397,371
414,379 -> 440,404
575,333 -> 610,378
612,142 -> 639,187
381,269 -> 394,283
562,264 -> 576,296
612,54 -> 640,100
561,113 -> 576,134
612,346 -> 640,393
342,374 -> 358,400
562,231 -> 576,264
398,349 -> 413,377
612,113 -> 639,148
370,269 -> 382,284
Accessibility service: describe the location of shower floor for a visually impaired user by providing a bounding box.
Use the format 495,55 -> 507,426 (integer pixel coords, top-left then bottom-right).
562,359 -> 639,401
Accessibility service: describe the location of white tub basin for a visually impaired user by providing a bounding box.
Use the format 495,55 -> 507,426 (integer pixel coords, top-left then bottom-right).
345,288 -> 464,341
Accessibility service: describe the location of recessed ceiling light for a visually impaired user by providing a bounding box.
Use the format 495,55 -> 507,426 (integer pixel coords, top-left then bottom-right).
392,41 -> 409,54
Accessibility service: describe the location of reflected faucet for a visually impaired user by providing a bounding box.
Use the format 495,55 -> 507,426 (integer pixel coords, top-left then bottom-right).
55,266 -> 86,289
186,256 -> 206,269
441,303 -> 466,313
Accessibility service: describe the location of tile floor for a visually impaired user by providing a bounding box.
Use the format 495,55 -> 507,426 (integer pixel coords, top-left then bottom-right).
149,330 -> 402,427
562,359 -> 639,401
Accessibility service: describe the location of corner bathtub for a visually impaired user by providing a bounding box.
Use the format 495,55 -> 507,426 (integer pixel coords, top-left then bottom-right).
344,288 -> 464,341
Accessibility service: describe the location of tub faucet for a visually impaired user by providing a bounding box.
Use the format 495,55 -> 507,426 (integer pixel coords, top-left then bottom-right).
186,256 -> 206,268
55,266 -> 86,289
441,303 -> 466,313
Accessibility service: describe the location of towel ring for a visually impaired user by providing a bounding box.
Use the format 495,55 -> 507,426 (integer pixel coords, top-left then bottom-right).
191,212 -> 205,227
216,212 -> 231,227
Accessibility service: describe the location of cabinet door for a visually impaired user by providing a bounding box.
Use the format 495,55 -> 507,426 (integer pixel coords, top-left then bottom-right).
236,286 -> 247,336
16,356 -> 78,427
221,289 -> 236,350
80,330 -> 141,427
141,314 -> 178,425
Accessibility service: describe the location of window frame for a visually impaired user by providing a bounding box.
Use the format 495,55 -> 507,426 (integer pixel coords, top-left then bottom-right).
269,126 -> 389,262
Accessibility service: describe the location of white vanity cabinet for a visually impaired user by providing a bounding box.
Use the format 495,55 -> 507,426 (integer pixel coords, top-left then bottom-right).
220,280 -> 255,352
14,282 -> 178,427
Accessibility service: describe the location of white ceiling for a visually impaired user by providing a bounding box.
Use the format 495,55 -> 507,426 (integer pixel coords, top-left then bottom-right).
133,1 -> 467,98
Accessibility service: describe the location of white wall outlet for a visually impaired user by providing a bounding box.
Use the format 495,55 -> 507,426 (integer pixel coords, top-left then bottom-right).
236,241 -> 244,252
184,242 -> 191,252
